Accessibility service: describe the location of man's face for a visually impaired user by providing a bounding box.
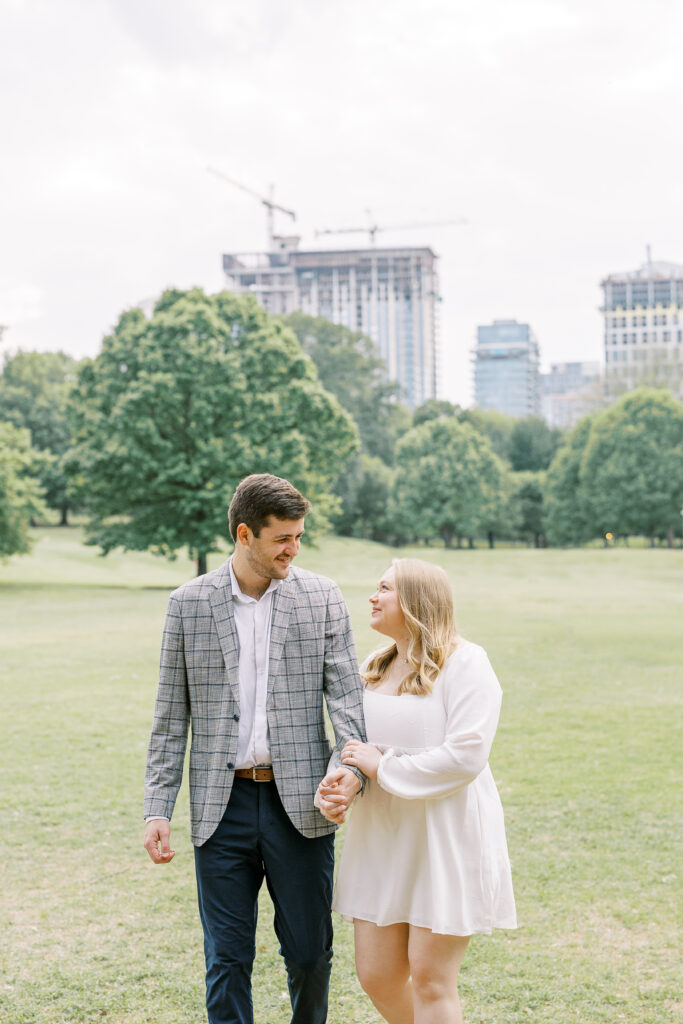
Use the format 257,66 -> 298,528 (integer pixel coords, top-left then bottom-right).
241,516 -> 305,580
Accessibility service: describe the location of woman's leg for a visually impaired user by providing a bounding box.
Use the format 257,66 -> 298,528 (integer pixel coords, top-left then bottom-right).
353,920 -> 414,1024
407,926 -> 470,1024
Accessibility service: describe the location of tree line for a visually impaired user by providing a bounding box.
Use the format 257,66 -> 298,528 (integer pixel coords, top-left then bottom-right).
1,289 -> 682,564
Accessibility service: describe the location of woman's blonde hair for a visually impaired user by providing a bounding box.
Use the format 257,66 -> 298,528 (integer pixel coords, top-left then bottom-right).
363,558 -> 457,696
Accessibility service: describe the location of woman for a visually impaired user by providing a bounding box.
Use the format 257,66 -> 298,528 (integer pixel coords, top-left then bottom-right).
316,559 -> 516,1024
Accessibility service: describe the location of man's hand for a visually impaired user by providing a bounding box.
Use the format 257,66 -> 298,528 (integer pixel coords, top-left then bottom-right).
341,740 -> 382,779
315,766 -> 362,824
143,819 -> 175,864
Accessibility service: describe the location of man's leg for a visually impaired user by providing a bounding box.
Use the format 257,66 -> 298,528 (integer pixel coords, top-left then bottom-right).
194,780 -> 264,1024
259,783 -> 335,1024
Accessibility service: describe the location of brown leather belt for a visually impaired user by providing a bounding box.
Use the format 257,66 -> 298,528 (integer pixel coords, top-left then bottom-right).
234,766 -> 275,782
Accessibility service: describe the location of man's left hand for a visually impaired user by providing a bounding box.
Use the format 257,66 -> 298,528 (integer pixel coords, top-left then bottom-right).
315,766 -> 361,824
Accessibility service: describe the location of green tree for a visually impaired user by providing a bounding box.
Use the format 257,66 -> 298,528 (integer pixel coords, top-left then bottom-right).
0,422 -> 46,559
391,418 -> 504,547
508,472 -> 546,547
412,399 -> 461,427
580,388 -> 683,546
459,407 -> 516,462
476,464 -> 513,549
543,416 -> 595,546
0,350 -> 79,524
282,312 -> 410,465
507,416 -> 563,471
283,312 -> 411,540
67,290 -> 358,574
332,454 -> 395,541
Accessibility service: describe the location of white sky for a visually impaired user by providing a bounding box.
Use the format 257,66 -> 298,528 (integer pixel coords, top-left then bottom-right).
1,0 -> 682,406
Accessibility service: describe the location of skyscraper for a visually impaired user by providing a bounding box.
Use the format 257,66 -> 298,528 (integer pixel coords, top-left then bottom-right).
222,239 -> 439,408
601,260 -> 683,396
541,361 -> 601,428
472,319 -> 540,417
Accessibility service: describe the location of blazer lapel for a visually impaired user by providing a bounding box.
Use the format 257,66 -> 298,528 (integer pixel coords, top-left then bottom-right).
209,563 -> 241,703
267,577 -> 295,707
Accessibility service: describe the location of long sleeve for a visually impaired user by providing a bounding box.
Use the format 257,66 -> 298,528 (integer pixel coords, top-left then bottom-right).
377,643 -> 502,800
143,592 -> 191,820
322,584 -> 367,788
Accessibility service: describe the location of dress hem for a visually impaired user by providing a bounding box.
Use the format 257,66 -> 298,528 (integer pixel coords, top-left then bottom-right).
333,907 -> 517,937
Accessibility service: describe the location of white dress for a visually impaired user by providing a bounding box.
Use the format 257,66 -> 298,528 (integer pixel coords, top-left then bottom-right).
332,641 -> 517,936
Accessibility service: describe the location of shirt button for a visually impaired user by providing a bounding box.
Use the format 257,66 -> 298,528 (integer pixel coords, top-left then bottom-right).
233,714 -> 240,721
227,761 -> 234,769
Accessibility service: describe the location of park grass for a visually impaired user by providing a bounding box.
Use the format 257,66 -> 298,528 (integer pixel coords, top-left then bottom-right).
0,528 -> 681,1024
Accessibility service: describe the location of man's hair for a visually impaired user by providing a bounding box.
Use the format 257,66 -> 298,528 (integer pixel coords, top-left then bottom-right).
228,474 -> 311,542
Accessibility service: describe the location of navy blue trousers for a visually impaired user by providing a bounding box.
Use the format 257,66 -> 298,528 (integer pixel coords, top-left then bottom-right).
194,778 -> 335,1024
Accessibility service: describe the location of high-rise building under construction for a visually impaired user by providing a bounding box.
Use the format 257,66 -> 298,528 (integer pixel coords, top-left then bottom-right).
222,239 -> 440,408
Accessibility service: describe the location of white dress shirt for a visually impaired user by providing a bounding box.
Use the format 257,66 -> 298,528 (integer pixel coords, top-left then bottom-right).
145,558 -> 280,823
229,557 -> 280,769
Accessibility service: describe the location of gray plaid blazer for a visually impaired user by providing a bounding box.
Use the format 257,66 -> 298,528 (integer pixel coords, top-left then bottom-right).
144,561 -> 366,845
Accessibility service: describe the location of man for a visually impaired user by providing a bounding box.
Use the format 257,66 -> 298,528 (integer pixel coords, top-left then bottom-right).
143,473 -> 366,1024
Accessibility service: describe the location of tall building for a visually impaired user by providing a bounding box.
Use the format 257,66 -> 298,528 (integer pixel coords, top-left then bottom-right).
541,361 -> 601,428
601,260 -> 683,396
222,238 -> 440,408
472,319 -> 540,417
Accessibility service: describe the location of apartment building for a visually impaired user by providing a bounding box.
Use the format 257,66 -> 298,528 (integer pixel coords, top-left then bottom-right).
541,361 -> 601,428
602,260 -> 683,396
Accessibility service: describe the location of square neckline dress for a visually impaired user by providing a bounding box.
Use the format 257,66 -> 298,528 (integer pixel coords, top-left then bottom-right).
331,641 -> 517,936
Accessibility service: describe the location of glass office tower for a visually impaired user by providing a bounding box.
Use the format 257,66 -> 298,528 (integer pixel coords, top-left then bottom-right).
473,319 -> 540,417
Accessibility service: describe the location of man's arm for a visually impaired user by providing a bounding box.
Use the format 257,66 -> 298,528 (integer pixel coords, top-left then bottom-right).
317,583 -> 367,821
143,592 -> 190,862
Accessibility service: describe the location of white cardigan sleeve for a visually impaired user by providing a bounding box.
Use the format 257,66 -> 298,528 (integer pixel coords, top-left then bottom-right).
376,643 -> 502,800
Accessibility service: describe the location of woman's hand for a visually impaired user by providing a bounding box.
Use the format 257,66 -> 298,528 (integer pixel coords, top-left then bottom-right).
315,767 -> 361,824
341,740 -> 382,779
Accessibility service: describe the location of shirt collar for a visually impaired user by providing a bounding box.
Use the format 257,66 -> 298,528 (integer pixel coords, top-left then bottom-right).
229,556 -> 281,604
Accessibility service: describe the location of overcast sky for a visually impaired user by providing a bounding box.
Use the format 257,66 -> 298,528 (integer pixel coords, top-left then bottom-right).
2,0 -> 682,406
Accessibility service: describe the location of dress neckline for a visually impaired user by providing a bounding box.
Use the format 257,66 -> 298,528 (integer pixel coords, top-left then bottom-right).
363,642 -> 466,698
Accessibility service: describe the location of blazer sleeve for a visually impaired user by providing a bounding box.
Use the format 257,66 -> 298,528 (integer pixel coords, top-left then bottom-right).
143,592 -> 191,819
377,643 -> 502,800
322,583 -> 367,787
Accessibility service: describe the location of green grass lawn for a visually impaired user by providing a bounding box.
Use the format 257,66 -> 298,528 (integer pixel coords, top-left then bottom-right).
1,529 -> 681,1023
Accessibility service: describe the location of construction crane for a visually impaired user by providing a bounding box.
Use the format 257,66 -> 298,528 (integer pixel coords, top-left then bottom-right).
207,166 -> 296,250
314,210 -> 468,245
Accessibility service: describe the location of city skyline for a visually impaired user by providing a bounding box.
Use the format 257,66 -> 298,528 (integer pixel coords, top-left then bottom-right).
1,0 -> 682,407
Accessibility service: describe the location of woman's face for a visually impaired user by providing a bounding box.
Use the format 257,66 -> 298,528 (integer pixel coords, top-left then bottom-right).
369,566 -> 406,639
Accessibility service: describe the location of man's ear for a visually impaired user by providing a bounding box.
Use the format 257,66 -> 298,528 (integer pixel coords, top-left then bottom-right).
236,523 -> 251,546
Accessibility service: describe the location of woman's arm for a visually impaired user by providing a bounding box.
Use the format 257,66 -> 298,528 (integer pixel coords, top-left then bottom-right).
376,644 -> 502,800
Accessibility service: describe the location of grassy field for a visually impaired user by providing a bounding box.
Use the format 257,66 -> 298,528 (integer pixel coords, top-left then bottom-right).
1,528 -> 681,1024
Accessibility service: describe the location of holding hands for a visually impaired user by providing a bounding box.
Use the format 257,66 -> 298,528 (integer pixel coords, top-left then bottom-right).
314,743 -> 381,824
315,766 -> 362,824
